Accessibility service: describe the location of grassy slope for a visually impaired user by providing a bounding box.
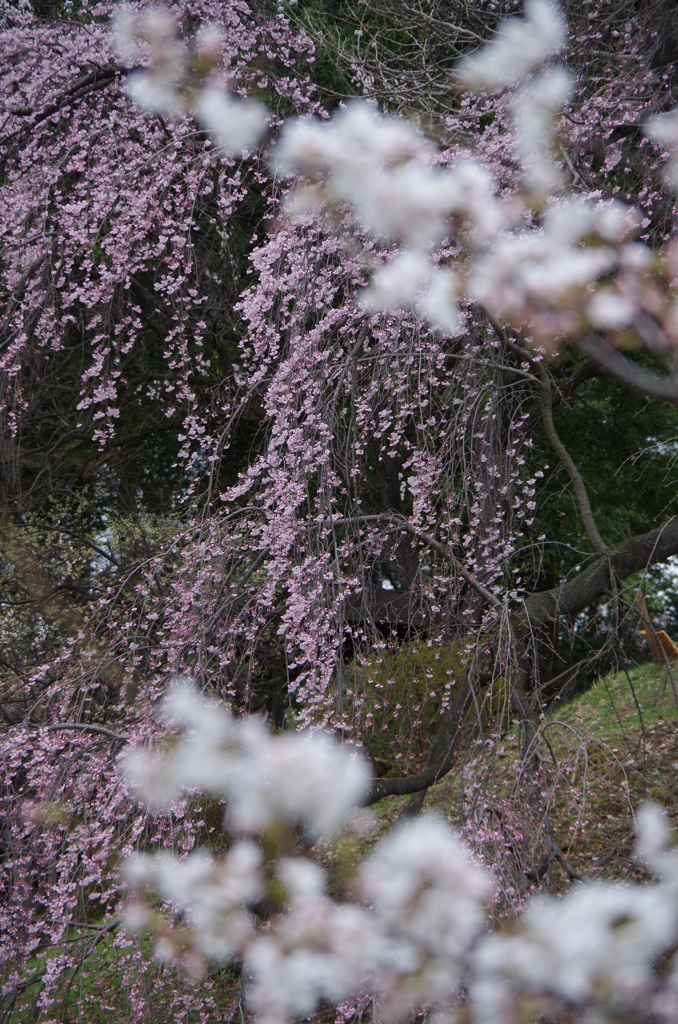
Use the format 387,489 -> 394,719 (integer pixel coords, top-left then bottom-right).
408,660 -> 678,886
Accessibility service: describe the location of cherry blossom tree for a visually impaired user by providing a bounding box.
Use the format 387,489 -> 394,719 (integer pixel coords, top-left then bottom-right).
3,0 -> 678,1019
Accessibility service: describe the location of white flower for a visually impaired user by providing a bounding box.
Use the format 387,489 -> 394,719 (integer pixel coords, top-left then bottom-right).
360,251 -> 431,310
125,70 -> 182,117
194,22 -> 225,61
227,723 -> 370,837
162,675 -> 233,738
647,108 -> 678,150
544,197 -> 639,245
635,801 -> 678,884
125,844 -> 263,961
619,242 -> 653,272
330,101 -> 432,168
121,680 -> 241,806
587,288 -> 637,330
246,868 -> 381,1024
511,67 -> 575,194
646,108 -> 678,189
111,5 -> 140,60
361,816 -> 493,1001
196,86 -> 269,156
122,900 -> 150,932
361,254 -> 462,336
468,229 -> 616,319
112,5 -> 179,61
594,201 -> 641,242
416,267 -> 463,336
120,742 -> 183,806
274,118 -> 343,178
472,881 -> 678,1022
449,158 -> 508,242
275,102 -> 431,183
114,6 -> 185,116
543,197 -> 597,244
456,0 -> 567,93
278,858 -> 326,900
354,165 -> 460,246
276,102 -> 440,243
124,679 -> 369,835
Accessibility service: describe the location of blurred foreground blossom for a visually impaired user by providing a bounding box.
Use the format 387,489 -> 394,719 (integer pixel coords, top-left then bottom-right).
113,0 -> 678,363
511,66 -> 575,194
246,859 -> 381,1024
113,5 -> 269,154
122,678 -> 370,837
472,804 -> 678,1024
113,5 -> 185,115
196,86 -> 269,156
361,816 -> 494,1014
455,0 -> 567,92
360,252 -> 462,335
647,110 -> 678,190
124,842 -> 263,961
122,680 -> 678,1024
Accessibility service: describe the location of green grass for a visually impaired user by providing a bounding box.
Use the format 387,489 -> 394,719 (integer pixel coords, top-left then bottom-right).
549,661 -> 678,743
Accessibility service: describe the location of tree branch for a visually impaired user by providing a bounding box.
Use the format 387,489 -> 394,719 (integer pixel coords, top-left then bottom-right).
579,334 -> 678,402
43,722 -> 128,743
334,513 -> 502,610
367,668 -> 475,804
3,67 -> 121,143
522,517 -> 678,628
536,361 -> 608,555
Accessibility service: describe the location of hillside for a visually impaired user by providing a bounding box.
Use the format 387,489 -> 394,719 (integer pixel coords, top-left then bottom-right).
390,660 -> 678,892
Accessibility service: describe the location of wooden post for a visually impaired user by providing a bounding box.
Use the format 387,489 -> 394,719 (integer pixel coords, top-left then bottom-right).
634,589 -> 678,662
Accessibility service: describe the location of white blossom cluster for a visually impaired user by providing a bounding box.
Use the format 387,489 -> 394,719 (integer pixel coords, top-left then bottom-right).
359,816 -> 493,1017
468,196 -> 648,341
123,678 -> 369,837
275,104 -> 499,334
473,802 -> 678,1024
115,0 -> 678,352
647,110 -> 678,190
125,842 -> 263,963
456,0 -> 571,194
454,0 -> 567,92
123,681 -> 678,1024
113,6 -> 268,153
122,681 -> 490,1021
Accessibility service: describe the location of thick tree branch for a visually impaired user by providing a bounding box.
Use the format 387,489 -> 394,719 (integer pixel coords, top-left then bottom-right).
44,722 -> 128,743
522,517 -> 678,628
536,361 -> 608,555
367,669 -> 475,804
3,67 -> 121,143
